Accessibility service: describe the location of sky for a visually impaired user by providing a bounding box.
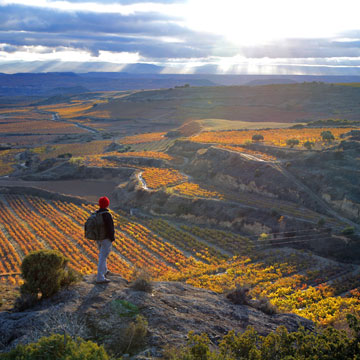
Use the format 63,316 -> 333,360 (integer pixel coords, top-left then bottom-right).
1,0 -> 360,75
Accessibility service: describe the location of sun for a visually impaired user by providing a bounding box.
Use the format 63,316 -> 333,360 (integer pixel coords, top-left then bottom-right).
183,0 -> 360,47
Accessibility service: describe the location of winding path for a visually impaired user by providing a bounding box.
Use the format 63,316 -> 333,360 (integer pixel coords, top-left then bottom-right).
137,172 -> 149,190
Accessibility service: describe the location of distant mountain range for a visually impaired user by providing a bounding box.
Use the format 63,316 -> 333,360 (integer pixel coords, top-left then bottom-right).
1,67 -> 360,96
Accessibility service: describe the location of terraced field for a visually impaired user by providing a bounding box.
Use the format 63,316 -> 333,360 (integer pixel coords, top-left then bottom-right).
0,193 -> 359,325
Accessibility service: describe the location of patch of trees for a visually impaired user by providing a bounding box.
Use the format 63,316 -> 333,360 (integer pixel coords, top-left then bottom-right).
175,84 -> 190,89
166,314 -> 360,360
321,130 -> 335,142
2,334 -> 109,360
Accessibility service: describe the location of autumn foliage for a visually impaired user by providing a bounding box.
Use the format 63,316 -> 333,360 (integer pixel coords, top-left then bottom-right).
190,127 -> 356,148
1,195 -> 360,325
141,167 -> 186,189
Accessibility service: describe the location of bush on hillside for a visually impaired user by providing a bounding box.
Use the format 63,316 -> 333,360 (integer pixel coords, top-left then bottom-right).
165,314 -> 360,360
253,297 -> 277,315
341,226 -> 355,236
104,315 -> 148,357
1,333 -> 109,360
252,134 -> 264,141
226,286 -> 251,305
130,268 -> 153,293
321,130 -> 335,142
20,249 -> 80,300
286,138 -> 300,148
304,140 -> 314,150
227,286 -> 278,315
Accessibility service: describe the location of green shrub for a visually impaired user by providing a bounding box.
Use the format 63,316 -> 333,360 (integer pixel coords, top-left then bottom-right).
286,138 -> 300,148
1,334 -> 109,360
226,286 -> 251,305
106,314 -> 148,357
20,249 -> 80,299
124,315 -> 148,354
165,315 -> 360,360
321,130 -> 335,142
252,134 -> 264,141
341,226 -> 355,236
270,208 -> 279,218
304,140 -> 314,150
130,268 -> 153,293
253,297 -> 277,315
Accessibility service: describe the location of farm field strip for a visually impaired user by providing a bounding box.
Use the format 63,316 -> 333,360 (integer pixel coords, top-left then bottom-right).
180,225 -> 254,255
81,203 -> 189,271
5,195 -> 96,274
129,138 -> 176,152
25,196 -> 100,261
83,151 -> 173,168
55,201 -> 183,275
140,167 -> 186,189
0,120 -> 87,134
165,250 -> 360,325
0,227 -> 21,275
39,101 -> 107,119
25,196 -> 131,277
0,194 -> 359,324
190,127 -> 357,148
168,182 -> 224,199
144,218 -> 227,263
54,199 -> 165,276
114,214 -> 189,269
34,140 -> 112,161
0,198 -> 45,256
120,132 -> 167,144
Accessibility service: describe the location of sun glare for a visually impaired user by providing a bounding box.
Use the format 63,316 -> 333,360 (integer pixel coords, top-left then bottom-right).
184,0 -> 360,47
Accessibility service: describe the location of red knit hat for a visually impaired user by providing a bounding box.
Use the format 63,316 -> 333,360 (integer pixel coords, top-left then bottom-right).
99,196 -> 110,209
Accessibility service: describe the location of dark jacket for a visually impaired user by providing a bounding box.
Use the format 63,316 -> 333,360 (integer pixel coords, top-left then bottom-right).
96,208 -> 115,242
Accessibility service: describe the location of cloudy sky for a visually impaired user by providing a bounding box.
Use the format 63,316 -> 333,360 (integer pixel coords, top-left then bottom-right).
1,0 -> 360,74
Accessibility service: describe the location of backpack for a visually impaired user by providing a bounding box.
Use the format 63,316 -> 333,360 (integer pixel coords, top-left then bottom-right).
84,211 -> 105,240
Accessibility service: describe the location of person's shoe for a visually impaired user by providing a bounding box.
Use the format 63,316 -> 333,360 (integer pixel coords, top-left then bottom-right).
96,279 -> 111,284
105,270 -> 112,276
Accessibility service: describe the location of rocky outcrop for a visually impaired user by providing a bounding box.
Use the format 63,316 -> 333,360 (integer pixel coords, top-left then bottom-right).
0,275 -> 313,358
167,140 -> 211,158
184,146 -> 320,209
113,182 -> 313,234
322,194 -> 360,221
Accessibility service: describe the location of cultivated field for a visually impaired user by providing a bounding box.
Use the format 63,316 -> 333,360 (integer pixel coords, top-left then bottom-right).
0,193 -> 359,326
0,83 -> 360,330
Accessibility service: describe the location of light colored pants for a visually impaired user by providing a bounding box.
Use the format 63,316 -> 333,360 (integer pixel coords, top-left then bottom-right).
96,238 -> 112,281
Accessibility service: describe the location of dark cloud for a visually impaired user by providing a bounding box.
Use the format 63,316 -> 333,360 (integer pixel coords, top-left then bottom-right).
0,3 -> 231,59
0,4 -> 183,33
0,1 -> 360,74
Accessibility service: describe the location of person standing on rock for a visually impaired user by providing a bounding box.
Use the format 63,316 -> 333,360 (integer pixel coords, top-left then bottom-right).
95,196 -> 115,284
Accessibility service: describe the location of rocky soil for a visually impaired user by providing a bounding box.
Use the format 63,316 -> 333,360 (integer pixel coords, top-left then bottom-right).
0,275 -> 313,359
